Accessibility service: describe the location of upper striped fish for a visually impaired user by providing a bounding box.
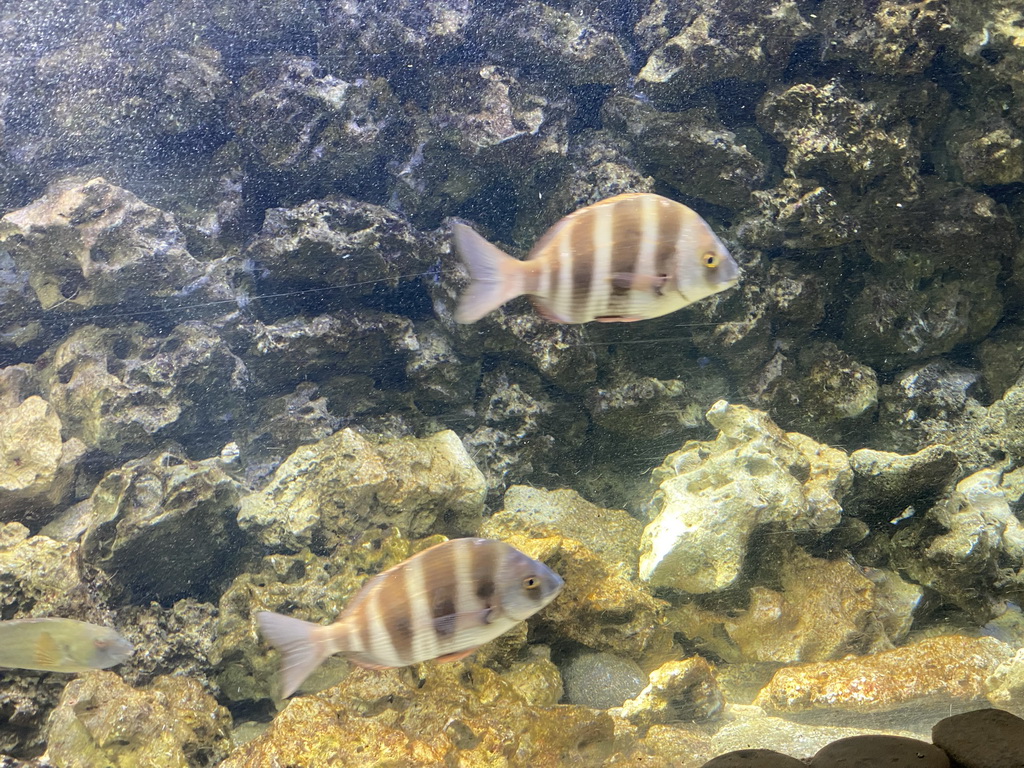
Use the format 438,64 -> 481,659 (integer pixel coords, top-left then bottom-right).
451,192 -> 740,324
257,538 -> 564,698
0,618 -> 133,673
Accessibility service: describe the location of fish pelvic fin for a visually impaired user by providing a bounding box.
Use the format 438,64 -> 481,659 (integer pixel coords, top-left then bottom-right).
452,222 -> 525,323
256,611 -> 332,699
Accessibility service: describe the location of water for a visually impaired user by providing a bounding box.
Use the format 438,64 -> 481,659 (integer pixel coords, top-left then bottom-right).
0,1 -> 1022,765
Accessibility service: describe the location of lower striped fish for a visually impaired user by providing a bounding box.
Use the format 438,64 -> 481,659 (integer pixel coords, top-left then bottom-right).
452,192 -> 740,324
257,538 -> 564,698
0,618 -> 133,673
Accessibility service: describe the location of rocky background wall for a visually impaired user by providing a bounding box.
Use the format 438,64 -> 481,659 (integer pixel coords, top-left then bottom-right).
1,0 -> 1024,766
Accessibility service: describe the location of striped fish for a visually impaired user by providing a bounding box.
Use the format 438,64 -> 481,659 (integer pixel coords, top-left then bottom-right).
452,192 -> 740,324
257,538 -> 564,698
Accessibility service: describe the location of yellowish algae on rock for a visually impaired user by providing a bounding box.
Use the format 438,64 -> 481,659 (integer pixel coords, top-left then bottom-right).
43,671 -> 231,768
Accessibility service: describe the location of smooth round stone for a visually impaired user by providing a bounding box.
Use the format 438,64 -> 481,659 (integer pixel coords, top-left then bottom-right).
932,708 -> 1024,768
810,735 -> 950,767
562,651 -> 647,709
701,748 -> 806,767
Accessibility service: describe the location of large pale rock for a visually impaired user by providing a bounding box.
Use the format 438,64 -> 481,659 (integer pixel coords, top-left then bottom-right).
640,401 -> 851,593
237,428 -> 485,553
0,178 -> 205,312
0,396 -> 85,525
754,635 -> 1014,715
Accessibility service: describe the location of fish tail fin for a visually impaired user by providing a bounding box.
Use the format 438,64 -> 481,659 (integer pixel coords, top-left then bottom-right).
256,611 -> 332,699
452,222 -> 525,323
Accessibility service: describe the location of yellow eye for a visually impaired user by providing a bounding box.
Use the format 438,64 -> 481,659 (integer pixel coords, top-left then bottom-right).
702,252 -> 720,268
523,576 -> 539,590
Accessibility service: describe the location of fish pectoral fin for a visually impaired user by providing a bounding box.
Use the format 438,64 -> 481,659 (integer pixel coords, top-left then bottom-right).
435,647 -> 478,664
610,272 -> 668,295
33,632 -> 60,668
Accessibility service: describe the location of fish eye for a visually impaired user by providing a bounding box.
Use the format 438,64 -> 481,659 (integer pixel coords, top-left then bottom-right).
523,576 -> 540,590
702,252 -> 720,268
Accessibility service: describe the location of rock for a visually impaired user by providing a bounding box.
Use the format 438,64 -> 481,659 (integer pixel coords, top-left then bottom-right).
818,0 -> 950,75
0,249 -> 40,349
878,360 -> 989,457
810,735 -> 949,767
0,396 -> 85,528
639,401 -> 852,593
80,449 -> 243,602
230,58 -> 408,194
493,533 -> 666,658
634,0 -> 811,102
932,708 -> 1024,768
601,94 -> 768,208
987,649 -> 1024,718
846,445 -> 959,522
710,715 -> 926,760
758,80 -> 917,191
893,469 -> 1024,621
754,635 -> 1014,716
115,600 -> 221,693
762,342 -> 879,435
483,1 -> 630,87
214,548 -> 368,703
953,120 -> 1024,187
243,197 -> 425,298
563,652 -> 646,710
0,178 -> 207,312
978,323 -> 1024,400
612,657 -> 724,727
40,322 -> 247,460
237,427 -> 485,554
391,66 -> 570,226
701,750 -> 806,768
607,722 -> 713,768
585,365 -> 731,447
0,523 -> 92,617
319,0 -> 474,94
218,663 -> 615,767
670,546 -> 921,664
461,364 -> 589,499
25,14 -> 228,162
490,485 -> 643,580
847,273 -> 1003,369
43,671 -> 231,768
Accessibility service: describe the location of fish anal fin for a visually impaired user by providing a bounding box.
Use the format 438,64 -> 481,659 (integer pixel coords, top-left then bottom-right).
435,647 -> 478,664
595,315 -> 644,323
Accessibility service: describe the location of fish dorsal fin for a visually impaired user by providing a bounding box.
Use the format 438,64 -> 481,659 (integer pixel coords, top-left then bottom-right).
33,631 -> 60,668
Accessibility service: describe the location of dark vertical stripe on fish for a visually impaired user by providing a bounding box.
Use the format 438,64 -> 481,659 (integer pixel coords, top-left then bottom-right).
423,543 -> 460,641
381,565 -> 414,664
570,214 -> 596,319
